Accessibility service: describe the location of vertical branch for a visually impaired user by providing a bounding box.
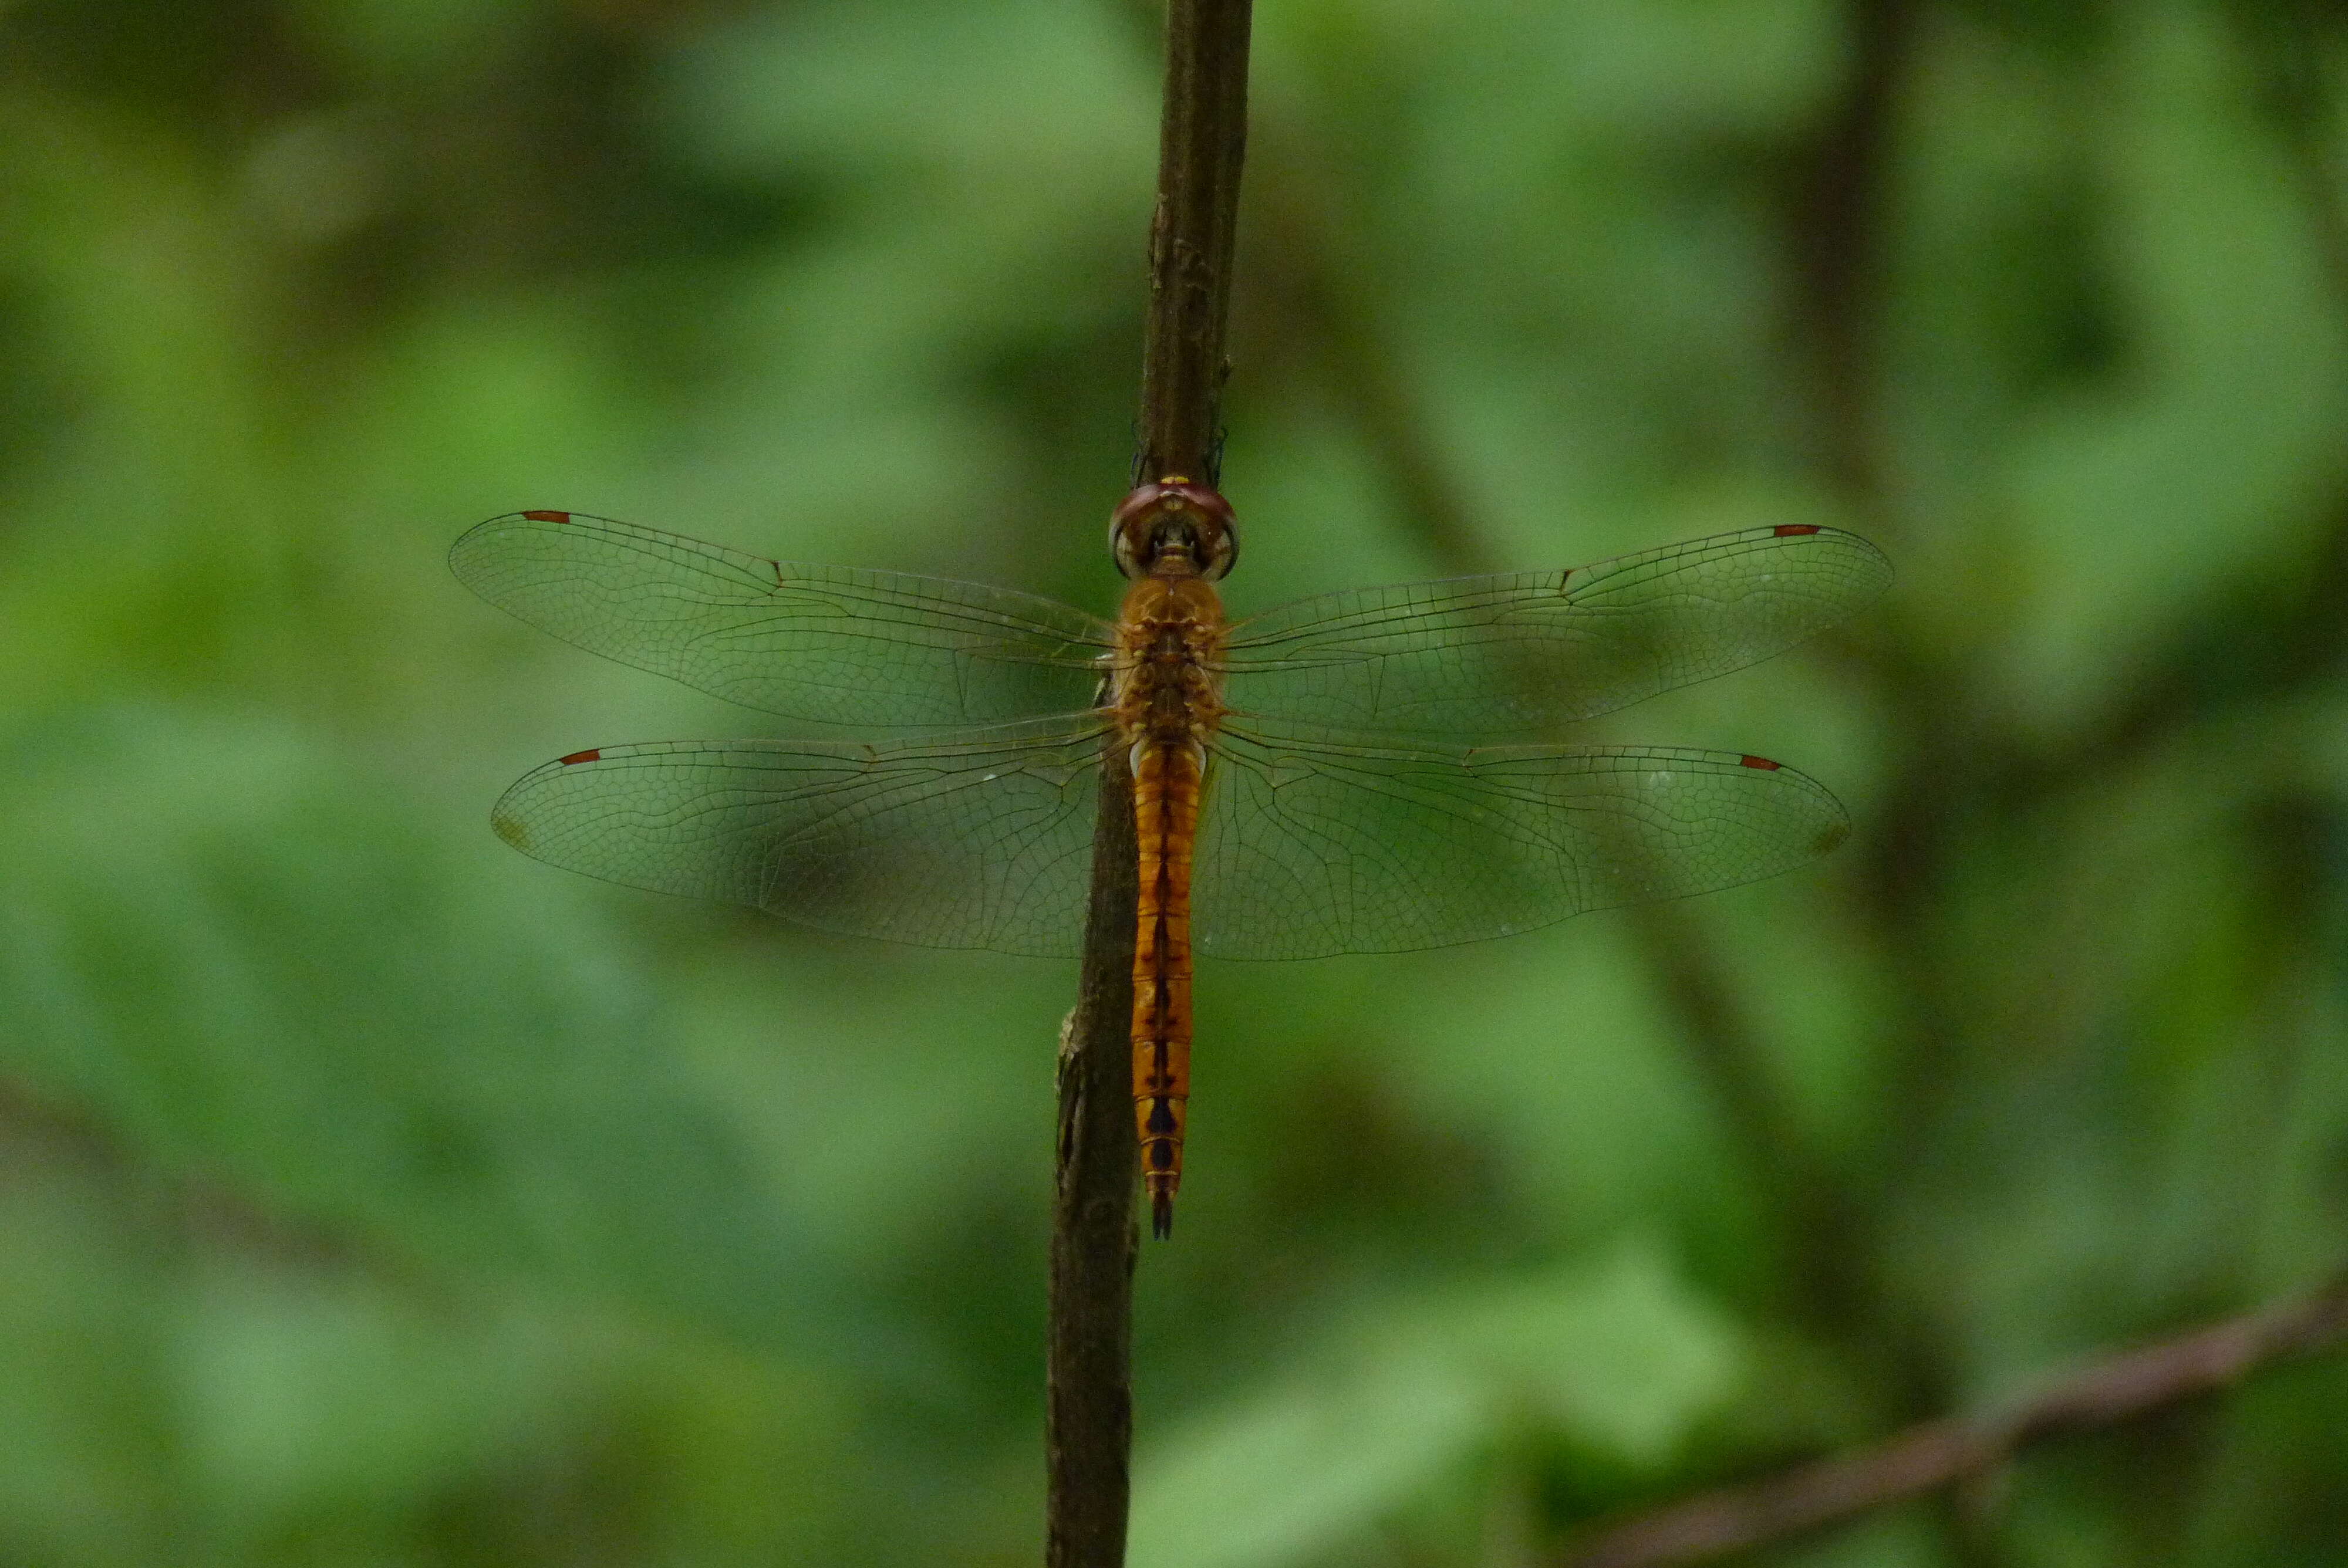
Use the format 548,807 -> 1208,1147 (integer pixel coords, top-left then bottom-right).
1136,1 -> 1253,482
1048,4 -> 1253,1565
1049,749 -> 1142,1568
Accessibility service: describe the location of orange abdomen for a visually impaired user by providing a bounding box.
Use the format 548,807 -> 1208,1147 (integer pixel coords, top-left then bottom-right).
1132,738 -> 1202,1239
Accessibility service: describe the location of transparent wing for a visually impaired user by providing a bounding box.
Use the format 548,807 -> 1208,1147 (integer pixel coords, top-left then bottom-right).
451,511 -> 1114,729
1191,718 -> 1850,960
489,718 -> 1107,957
1220,525 -> 1890,737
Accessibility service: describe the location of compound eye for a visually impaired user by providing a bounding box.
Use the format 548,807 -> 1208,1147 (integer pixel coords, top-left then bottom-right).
1178,484 -> 1237,580
1197,518 -> 1238,580
1108,482 -> 1179,580
1108,512 -> 1145,579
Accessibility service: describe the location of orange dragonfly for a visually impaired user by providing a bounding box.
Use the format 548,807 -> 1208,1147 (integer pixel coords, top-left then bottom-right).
452,488 -> 1889,1236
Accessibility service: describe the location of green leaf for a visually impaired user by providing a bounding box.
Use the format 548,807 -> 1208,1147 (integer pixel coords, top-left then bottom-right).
1131,1240 -> 1743,1568
1130,1357 -> 1489,1568
0,707 -> 822,1351
1440,1240 -> 1743,1468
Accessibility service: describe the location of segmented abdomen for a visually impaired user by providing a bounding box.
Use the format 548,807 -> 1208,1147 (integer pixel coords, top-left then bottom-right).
1131,736 -> 1202,1239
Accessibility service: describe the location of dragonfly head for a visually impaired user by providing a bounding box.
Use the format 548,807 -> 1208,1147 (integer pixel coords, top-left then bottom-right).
1110,478 -> 1238,582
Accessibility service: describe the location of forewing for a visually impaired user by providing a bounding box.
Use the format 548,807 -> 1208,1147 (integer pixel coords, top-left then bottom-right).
1220,525 -> 1890,737
1191,719 -> 1850,960
451,511 -> 1112,728
490,718 -> 1106,957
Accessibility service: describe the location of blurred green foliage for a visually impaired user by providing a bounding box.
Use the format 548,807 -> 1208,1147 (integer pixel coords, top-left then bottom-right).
2,1 -> 2346,1564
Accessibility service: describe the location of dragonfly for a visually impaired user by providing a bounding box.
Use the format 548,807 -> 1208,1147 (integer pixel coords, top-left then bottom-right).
451,487 -> 1890,1236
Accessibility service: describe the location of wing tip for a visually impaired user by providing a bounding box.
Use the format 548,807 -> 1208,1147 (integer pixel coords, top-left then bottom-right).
490,805 -> 531,851
450,509 -> 581,576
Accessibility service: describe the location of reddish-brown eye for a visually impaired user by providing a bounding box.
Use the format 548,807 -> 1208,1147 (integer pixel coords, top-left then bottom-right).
1181,484 -> 1238,580
1108,509 -> 1145,579
1108,484 -> 1162,579
1195,509 -> 1238,581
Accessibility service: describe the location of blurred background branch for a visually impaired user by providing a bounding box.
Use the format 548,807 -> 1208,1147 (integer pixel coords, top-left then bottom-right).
1565,1271 -> 2348,1567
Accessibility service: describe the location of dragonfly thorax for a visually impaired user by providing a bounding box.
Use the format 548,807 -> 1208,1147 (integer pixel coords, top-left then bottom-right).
1112,573 -> 1229,748
1109,477 -> 1238,582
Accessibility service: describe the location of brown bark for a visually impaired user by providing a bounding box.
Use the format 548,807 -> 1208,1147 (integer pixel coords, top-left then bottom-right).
1045,5 -> 1253,1564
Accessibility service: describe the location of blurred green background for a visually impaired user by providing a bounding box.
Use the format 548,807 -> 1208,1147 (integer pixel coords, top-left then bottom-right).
4,0 -> 2346,1563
